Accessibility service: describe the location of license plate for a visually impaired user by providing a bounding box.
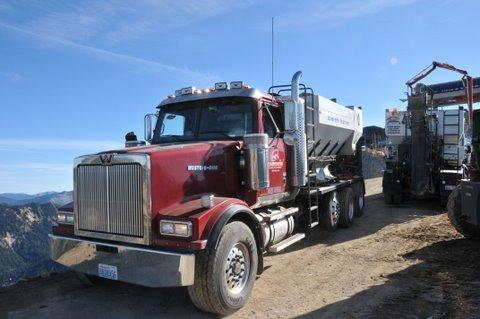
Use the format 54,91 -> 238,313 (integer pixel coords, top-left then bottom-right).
445,185 -> 456,191
98,263 -> 118,280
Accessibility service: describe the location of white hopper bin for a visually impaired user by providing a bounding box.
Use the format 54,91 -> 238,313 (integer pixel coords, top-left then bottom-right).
304,94 -> 363,157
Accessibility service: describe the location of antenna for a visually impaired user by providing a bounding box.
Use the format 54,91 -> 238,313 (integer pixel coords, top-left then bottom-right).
271,17 -> 274,87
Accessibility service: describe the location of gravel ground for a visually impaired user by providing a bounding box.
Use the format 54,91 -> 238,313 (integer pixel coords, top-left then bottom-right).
1,178 -> 479,319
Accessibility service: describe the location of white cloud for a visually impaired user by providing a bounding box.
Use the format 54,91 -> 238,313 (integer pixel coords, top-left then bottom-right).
0,138 -> 122,151
0,0 -> 255,82
3,72 -> 22,82
275,0 -> 419,29
390,57 -> 398,65
0,162 -> 71,173
0,20 -> 219,82
0,2 -> 11,12
23,1 -> 253,44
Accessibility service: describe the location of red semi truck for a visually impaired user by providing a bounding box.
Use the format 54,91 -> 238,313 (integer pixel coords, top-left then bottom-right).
50,71 -> 365,315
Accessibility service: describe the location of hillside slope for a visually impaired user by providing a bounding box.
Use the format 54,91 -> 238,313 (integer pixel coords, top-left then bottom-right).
0,203 -> 63,287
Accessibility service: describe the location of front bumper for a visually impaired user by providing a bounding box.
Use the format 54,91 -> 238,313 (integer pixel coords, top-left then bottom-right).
49,234 -> 195,287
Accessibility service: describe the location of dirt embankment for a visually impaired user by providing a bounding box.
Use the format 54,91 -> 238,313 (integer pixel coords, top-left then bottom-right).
1,178 -> 479,319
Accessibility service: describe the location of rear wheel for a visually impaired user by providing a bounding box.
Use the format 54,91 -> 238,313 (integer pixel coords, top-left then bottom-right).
320,191 -> 340,231
353,182 -> 365,217
447,185 -> 480,239
188,221 -> 258,315
338,187 -> 354,228
393,194 -> 403,204
384,193 -> 394,205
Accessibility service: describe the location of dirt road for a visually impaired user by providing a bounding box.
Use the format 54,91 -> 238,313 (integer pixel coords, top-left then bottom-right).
1,178 -> 480,319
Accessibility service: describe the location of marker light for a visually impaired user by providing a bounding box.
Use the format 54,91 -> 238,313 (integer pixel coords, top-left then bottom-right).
201,194 -> 214,208
215,82 -> 228,90
159,220 -> 192,237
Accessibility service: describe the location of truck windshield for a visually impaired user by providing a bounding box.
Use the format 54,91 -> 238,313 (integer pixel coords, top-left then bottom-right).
152,98 -> 254,144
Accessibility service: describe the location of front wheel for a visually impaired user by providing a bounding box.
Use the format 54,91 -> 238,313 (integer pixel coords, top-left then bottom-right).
447,185 -> 480,239
188,221 -> 258,315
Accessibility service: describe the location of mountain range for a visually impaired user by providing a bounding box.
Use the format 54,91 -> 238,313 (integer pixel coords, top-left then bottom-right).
0,191 -> 72,207
0,191 -> 72,287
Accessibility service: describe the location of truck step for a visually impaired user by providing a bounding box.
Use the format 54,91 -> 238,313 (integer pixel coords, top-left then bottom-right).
310,205 -> 318,211
309,221 -> 319,228
268,233 -> 306,253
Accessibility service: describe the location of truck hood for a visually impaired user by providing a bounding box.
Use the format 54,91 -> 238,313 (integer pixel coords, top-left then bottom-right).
115,141 -> 244,218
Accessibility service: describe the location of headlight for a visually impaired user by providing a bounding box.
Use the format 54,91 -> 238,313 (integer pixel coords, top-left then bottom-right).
57,211 -> 74,225
159,220 -> 192,237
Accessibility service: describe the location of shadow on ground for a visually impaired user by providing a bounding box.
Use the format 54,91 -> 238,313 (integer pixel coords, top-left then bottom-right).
0,273 -> 215,319
0,184 -> 452,319
278,193 -> 445,255
294,238 -> 480,319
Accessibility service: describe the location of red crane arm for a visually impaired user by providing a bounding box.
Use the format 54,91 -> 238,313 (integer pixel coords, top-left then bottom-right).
406,61 -> 474,127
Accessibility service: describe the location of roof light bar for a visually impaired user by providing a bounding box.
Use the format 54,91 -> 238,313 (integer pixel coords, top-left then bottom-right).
215,82 -> 228,90
181,86 -> 195,95
230,81 -> 243,89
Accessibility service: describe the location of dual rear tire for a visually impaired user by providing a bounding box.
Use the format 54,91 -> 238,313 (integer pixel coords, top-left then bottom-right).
321,183 -> 364,230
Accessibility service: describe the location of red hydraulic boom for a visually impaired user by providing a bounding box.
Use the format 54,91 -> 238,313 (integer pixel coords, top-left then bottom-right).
406,61 -> 475,127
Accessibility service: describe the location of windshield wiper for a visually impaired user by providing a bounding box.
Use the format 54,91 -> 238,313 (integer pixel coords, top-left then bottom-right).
159,135 -> 185,141
200,131 -> 235,139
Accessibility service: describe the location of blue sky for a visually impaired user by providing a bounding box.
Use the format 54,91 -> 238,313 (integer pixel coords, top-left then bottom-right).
0,0 -> 479,193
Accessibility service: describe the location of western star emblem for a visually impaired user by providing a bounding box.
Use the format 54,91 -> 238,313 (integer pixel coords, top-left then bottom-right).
100,154 -> 114,165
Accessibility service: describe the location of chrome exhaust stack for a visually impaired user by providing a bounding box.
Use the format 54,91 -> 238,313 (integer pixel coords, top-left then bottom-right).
284,71 -> 308,187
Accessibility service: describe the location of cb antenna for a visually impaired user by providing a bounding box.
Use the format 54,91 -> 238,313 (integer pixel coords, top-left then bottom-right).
271,17 -> 274,87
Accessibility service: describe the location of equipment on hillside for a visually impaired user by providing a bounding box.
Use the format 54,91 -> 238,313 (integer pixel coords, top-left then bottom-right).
383,61 -> 480,204
448,108 -> 480,238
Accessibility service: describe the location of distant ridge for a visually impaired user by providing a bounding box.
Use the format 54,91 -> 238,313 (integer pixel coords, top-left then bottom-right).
0,191 -> 72,207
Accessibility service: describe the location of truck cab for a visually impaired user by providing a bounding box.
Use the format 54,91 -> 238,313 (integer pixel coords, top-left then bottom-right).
50,72 -> 365,315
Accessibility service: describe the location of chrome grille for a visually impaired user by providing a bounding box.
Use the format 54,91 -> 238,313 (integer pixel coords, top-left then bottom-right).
76,164 -> 144,238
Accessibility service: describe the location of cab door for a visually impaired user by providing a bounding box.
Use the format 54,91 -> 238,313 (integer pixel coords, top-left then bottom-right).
261,104 -> 288,195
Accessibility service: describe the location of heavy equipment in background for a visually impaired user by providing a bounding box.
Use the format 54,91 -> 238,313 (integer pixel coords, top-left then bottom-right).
448,108 -> 480,238
383,61 -> 480,204
50,71 -> 365,315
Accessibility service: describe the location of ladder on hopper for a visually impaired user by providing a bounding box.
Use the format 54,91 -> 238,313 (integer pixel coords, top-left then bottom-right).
442,109 -> 462,168
305,95 -> 320,228
268,84 -> 320,228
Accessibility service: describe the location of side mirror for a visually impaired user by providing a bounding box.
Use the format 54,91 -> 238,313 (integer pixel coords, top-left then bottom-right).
144,114 -> 158,143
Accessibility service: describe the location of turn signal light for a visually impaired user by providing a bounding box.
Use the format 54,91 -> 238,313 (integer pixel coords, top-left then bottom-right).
57,211 -> 74,225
